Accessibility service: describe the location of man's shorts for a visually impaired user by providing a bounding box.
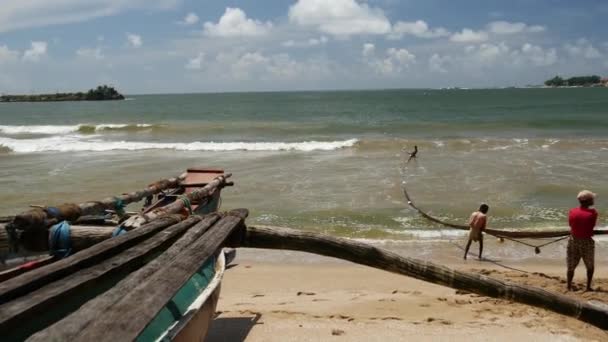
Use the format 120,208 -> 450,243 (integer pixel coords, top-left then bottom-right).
469,227 -> 483,242
567,237 -> 595,271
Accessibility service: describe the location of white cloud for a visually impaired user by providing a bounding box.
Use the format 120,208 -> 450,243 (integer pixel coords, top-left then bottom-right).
204,8 -> 272,37
179,12 -> 199,25
235,52 -> 268,69
212,51 -> 330,82
309,36 -> 328,45
126,33 -> 142,48
0,0 -> 180,33
519,43 -> 557,66
388,48 -> 416,65
282,36 -> 328,48
363,46 -> 415,75
23,41 -> 47,62
0,45 -> 19,63
362,43 -> 376,57
429,54 -> 451,73
464,42 -> 557,67
389,20 -> 449,39
487,21 -> 545,35
185,52 -> 205,70
564,39 -> 602,59
266,54 -> 303,79
76,47 -> 104,60
450,29 -> 488,43
288,0 -> 391,36
477,42 -> 510,62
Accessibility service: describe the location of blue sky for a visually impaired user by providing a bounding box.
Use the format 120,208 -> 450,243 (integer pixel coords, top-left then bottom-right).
0,0 -> 607,94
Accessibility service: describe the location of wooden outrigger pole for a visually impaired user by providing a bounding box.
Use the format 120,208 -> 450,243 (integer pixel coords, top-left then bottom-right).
239,225 -> 608,330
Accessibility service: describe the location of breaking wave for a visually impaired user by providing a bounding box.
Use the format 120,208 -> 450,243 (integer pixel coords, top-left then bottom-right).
0,124 -> 157,135
0,136 -> 359,153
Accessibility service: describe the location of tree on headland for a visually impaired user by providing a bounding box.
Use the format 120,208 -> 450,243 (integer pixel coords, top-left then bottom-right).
544,75 -> 602,87
85,85 -> 125,100
544,76 -> 565,87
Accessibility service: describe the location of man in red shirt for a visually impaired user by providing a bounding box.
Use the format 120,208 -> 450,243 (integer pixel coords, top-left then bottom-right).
567,190 -> 598,291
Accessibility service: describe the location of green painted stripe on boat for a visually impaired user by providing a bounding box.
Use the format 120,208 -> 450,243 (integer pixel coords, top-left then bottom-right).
136,256 -> 216,342
194,193 -> 220,215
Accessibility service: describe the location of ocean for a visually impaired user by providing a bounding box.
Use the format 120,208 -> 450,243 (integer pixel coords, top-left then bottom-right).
1,88 -> 607,260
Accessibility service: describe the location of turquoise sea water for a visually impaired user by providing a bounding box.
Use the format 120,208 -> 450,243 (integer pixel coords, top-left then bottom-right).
1,88 -> 608,248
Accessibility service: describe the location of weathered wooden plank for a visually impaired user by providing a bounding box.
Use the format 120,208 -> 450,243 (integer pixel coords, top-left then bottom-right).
242,225 -> 608,331
75,209 -> 248,341
0,215 -> 183,305
0,216 -> 206,341
0,256 -> 56,283
0,225 -> 8,258
69,226 -> 116,252
28,214 -> 222,342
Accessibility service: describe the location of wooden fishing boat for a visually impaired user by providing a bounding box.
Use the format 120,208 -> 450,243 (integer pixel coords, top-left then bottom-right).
139,249 -> 225,342
0,167 -> 230,282
0,169 -> 242,341
0,168 -> 231,267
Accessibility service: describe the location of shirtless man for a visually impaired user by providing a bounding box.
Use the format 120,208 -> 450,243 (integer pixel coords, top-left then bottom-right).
464,204 -> 489,260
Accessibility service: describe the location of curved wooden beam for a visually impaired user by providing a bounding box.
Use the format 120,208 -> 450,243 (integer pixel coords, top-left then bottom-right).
242,225 -> 608,330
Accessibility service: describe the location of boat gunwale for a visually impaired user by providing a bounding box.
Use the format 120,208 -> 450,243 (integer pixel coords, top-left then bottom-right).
155,248 -> 226,341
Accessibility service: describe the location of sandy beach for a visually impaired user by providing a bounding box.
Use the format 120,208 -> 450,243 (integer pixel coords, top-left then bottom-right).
208,249 -> 608,342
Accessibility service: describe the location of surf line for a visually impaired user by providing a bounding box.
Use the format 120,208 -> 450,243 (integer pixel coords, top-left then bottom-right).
400,181 -> 569,254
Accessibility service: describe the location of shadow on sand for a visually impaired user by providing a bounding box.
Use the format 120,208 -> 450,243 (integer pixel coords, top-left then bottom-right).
207,313 -> 261,341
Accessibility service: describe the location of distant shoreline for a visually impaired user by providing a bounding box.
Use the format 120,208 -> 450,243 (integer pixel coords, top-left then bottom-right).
0,85 -> 125,103
0,95 -> 125,103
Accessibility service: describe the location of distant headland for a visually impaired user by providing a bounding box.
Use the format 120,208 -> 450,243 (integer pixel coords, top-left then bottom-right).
544,75 -> 608,88
0,85 -> 125,102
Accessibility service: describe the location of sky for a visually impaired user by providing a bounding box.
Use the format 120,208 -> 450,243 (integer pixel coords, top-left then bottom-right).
0,0 -> 607,94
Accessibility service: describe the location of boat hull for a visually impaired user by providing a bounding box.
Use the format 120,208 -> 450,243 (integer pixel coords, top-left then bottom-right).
137,249 -> 226,341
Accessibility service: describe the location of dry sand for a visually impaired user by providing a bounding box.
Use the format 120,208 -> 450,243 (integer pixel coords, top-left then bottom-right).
207,250 -> 608,342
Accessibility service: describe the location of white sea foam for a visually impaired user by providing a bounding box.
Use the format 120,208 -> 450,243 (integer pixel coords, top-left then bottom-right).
0,136 -> 359,153
0,124 -> 153,135
0,125 -> 80,135
396,229 -> 468,239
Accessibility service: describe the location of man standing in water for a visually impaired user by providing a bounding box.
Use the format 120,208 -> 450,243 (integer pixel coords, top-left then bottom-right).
567,190 -> 598,291
464,204 -> 489,260
407,145 -> 418,163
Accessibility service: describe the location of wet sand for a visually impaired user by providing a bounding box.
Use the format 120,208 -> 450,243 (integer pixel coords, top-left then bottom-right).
208,250 -> 608,341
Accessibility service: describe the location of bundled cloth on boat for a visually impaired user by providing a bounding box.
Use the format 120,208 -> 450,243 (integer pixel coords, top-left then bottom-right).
48,221 -> 71,259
